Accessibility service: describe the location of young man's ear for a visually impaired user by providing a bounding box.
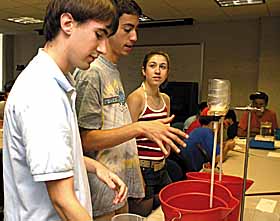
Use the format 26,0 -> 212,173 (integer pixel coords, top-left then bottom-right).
60,12 -> 75,36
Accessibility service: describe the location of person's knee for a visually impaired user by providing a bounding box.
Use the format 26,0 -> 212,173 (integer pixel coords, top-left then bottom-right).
128,197 -> 153,217
152,194 -> 160,209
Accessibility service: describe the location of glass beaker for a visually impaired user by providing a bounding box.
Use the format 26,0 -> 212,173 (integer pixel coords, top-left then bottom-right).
111,213 -> 146,221
260,121 -> 272,136
274,128 -> 280,140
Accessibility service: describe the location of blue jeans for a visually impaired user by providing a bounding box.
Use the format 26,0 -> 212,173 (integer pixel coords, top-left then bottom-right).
128,166 -> 171,216
141,165 -> 172,200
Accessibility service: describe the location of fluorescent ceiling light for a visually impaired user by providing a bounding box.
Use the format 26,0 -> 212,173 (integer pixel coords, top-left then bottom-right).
139,14 -> 152,22
215,0 -> 265,7
6,17 -> 43,25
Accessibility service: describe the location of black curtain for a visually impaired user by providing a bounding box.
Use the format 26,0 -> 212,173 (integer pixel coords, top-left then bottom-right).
161,82 -> 198,123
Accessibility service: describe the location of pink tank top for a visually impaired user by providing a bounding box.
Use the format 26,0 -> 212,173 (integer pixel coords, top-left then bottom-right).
136,83 -> 168,161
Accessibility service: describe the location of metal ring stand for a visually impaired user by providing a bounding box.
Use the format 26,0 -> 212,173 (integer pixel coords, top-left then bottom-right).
233,106 -> 262,221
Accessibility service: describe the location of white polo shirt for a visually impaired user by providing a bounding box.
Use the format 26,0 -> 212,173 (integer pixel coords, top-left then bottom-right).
3,49 -> 92,220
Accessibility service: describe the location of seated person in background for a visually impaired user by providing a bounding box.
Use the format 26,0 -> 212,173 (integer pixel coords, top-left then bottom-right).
184,101 -> 208,134
0,80 -> 15,121
175,108 -> 235,173
224,109 -> 238,140
183,114 -> 196,131
238,91 -> 278,137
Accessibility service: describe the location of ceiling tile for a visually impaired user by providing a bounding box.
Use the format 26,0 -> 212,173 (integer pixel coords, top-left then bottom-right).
223,3 -> 268,19
137,0 -> 183,19
0,0 -> 279,34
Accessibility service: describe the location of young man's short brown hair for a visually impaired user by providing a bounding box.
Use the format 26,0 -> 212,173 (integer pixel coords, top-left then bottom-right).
115,0 -> 142,17
43,0 -> 118,41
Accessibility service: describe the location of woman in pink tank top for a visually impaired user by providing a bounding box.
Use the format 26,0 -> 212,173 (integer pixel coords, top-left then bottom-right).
127,51 -> 172,216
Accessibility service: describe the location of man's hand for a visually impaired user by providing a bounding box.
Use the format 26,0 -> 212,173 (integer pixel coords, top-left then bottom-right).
84,157 -> 128,204
95,163 -> 128,204
138,115 -> 188,155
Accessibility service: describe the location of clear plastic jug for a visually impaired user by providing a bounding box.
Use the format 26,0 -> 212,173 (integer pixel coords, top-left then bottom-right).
207,79 -> 231,116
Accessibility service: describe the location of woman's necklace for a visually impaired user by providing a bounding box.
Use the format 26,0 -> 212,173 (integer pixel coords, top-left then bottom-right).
142,82 -> 163,109
147,94 -> 162,108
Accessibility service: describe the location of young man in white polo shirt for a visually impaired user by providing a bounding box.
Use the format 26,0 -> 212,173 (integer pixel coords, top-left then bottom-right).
3,0 -> 127,220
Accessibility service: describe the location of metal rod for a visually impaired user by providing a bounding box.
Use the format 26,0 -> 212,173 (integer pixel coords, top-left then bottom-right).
232,105 -> 262,221
239,110 -> 252,221
232,106 -> 263,112
245,192 -> 280,196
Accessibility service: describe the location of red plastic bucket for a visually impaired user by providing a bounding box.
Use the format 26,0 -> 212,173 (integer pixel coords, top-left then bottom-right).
186,172 -> 254,221
159,180 -> 239,221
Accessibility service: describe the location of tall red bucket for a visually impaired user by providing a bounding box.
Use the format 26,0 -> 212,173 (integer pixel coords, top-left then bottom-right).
159,180 -> 239,221
186,172 -> 254,221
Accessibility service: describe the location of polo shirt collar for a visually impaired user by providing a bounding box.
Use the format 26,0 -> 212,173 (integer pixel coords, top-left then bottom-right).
38,49 -> 75,93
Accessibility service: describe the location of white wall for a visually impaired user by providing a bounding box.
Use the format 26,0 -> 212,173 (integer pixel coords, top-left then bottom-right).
0,34 -> 3,90
258,17 -> 280,122
135,18 -> 279,120
136,20 -> 260,110
14,33 -> 45,77
9,17 -> 280,121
